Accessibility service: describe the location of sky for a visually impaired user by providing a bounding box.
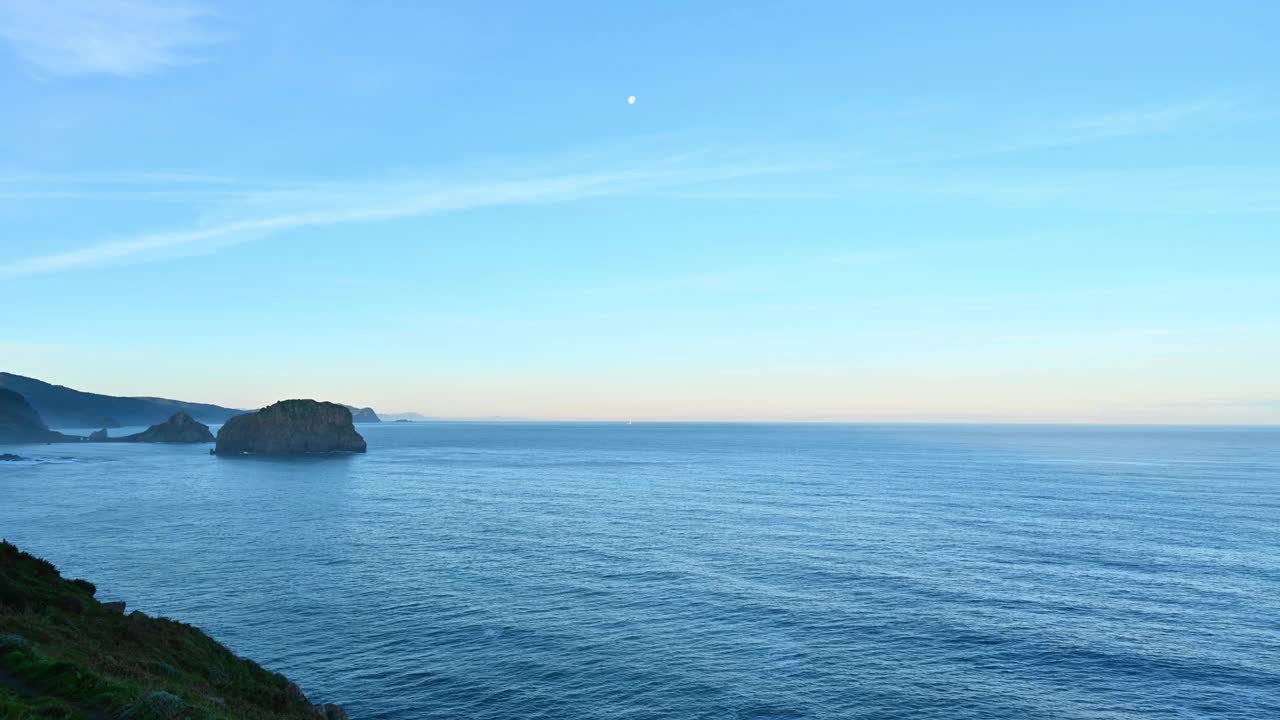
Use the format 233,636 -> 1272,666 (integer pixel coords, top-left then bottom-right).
1,1 -> 1278,423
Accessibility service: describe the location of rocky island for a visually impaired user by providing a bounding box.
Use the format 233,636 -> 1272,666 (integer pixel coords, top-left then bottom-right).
0,389 -> 81,445
214,400 -> 367,456
0,541 -> 347,719
90,412 -> 215,444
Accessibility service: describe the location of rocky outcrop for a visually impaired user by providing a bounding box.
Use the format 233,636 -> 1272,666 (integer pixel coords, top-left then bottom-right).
88,428 -> 110,441
344,405 -> 382,423
313,703 -> 349,719
214,400 -> 367,456
116,412 -> 214,443
0,389 -> 81,444
1,453 -> 27,461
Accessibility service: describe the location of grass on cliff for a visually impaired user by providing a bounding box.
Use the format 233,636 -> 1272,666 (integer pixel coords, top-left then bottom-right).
0,541 -> 320,720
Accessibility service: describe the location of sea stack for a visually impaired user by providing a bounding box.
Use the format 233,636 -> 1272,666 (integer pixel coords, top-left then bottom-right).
213,400 -> 367,456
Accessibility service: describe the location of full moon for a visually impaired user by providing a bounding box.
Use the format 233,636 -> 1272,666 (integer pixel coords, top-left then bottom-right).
627,95 -> 636,105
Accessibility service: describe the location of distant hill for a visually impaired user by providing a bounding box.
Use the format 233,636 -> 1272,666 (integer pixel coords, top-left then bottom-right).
0,388 -> 81,444
378,411 -> 435,422
0,373 -> 245,429
344,405 -> 382,423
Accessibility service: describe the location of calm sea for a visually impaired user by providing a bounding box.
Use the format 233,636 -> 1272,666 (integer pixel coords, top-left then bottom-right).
2,423 -> 1278,719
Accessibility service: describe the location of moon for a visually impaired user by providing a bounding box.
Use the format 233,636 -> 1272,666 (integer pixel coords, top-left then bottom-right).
627,95 -> 636,105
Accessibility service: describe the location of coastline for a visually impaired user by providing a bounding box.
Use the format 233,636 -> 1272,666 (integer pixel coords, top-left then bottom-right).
0,541 -> 346,720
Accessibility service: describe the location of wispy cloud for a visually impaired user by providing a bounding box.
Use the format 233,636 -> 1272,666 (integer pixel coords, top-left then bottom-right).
2,98 -> 1257,277
0,153 -> 808,278
0,0 -> 214,76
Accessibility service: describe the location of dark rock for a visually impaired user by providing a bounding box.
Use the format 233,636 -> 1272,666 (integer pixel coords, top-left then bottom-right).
286,682 -> 307,704
0,453 -> 27,461
214,400 -> 367,456
344,405 -> 382,423
116,412 -> 214,444
103,601 -> 127,613
312,704 -> 349,720
0,389 -> 82,444
89,428 -> 110,441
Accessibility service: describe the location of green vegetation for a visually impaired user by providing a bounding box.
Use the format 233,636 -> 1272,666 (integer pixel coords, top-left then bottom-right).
0,541 -> 328,720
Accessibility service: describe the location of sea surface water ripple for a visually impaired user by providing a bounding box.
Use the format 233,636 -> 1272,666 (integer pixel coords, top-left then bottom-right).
2,423 -> 1278,719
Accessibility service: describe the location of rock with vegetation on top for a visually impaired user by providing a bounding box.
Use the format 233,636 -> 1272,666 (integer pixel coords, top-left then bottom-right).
214,400 -> 367,456
116,412 -> 215,444
0,388 -> 81,444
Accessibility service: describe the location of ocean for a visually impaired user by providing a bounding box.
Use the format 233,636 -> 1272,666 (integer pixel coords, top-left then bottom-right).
2,423 -> 1278,719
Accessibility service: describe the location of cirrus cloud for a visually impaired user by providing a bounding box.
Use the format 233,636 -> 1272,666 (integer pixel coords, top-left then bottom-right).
0,0 -> 214,76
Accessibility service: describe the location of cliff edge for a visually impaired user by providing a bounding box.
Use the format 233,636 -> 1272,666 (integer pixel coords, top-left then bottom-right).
0,541 -> 347,719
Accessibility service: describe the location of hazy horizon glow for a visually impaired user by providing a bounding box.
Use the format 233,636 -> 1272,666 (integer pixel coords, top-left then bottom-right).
2,2 -> 1278,423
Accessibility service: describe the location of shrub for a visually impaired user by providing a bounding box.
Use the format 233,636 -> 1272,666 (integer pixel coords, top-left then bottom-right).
70,578 -> 97,597
123,690 -> 191,720
145,659 -> 180,677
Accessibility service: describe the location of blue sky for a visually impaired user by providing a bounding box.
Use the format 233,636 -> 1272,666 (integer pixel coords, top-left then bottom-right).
1,1 -> 1277,422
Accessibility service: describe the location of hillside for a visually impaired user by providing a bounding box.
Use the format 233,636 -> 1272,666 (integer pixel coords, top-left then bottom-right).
0,541 -> 346,719
0,390 -> 80,445
343,406 -> 381,424
0,374 -> 244,429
